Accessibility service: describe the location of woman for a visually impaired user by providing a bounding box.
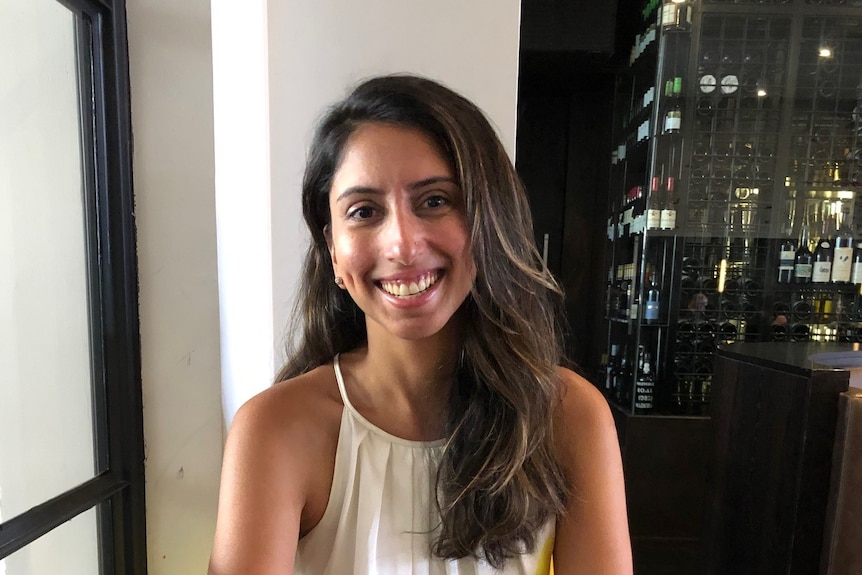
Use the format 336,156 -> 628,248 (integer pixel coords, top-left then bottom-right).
208,75 -> 632,574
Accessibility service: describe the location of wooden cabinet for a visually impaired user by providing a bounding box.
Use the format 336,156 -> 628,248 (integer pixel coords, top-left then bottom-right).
707,342 -> 853,574
611,405 -> 712,574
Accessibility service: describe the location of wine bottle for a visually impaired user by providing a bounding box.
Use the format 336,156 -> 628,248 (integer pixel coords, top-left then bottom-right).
634,352 -> 656,413
791,323 -> 811,342
812,238 -> 833,284
605,344 -> 619,392
623,280 -> 633,319
646,176 -> 662,230
718,321 -> 738,341
792,299 -> 814,322
614,349 -> 632,404
664,102 -> 682,134
851,241 -> 862,285
660,176 -> 677,230
794,218 -> 813,283
777,237 -> 796,283
645,280 -> 661,323
660,0 -> 691,31
831,204 -> 854,283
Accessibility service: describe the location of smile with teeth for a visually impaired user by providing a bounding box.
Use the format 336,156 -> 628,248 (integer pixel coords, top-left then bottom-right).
378,271 -> 440,297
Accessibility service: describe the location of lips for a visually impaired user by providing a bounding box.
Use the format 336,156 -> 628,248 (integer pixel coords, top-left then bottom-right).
378,271 -> 440,297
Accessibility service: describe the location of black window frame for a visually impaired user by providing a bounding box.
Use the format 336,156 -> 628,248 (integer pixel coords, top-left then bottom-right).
0,0 -> 146,573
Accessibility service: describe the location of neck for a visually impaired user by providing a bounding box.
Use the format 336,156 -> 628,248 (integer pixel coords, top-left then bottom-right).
365,322 -> 461,399
339,315 -> 464,437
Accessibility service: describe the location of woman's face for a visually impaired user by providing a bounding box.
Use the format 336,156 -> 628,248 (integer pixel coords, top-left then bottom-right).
327,122 -> 475,342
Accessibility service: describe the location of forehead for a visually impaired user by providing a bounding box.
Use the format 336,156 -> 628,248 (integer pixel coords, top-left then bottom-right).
332,123 -> 453,184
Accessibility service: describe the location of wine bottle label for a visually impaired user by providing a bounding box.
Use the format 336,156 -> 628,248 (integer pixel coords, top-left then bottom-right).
660,209 -> 676,229
635,378 -> 654,410
832,247 -> 853,282
664,114 -> 681,132
795,263 -> 813,279
646,209 -> 661,229
853,262 -> 862,284
660,4 -> 676,26
812,262 -> 832,282
779,249 -> 795,270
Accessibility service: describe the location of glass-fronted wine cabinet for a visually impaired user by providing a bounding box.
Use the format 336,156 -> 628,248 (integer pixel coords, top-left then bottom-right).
603,0 -> 862,417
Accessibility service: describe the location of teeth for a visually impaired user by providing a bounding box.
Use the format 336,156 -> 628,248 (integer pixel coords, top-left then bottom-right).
381,272 -> 439,297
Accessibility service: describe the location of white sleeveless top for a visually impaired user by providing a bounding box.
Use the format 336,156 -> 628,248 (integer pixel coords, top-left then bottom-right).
294,355 -> 556,575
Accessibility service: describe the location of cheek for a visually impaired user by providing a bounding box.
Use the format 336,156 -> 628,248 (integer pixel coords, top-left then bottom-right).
333,233 -> 373,272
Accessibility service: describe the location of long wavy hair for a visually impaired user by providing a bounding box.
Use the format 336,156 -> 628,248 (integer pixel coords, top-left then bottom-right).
277,74 -> 569,567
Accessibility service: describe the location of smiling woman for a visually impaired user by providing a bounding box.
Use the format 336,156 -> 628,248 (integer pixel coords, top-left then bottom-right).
208,75 -> 632,575
327,123 -> 476,342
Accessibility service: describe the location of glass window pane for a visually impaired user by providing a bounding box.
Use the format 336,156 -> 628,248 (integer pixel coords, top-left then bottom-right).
0,506 -> 99,575
0,0 -> 97,521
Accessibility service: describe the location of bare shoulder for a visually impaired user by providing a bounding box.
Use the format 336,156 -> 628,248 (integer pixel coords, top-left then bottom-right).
224,363 -> 344,521
232,364 -> 343,446
551,366 -> 633,575
553,366 -> 616,436
208,364 -> 343,575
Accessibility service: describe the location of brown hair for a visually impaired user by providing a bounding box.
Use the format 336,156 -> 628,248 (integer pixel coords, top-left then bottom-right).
277,75 -> 568,567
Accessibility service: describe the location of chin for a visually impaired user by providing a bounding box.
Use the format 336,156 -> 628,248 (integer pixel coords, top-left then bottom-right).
389,322 -> 449,342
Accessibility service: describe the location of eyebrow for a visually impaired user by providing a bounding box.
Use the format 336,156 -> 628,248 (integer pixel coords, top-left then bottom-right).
335,176 -> 458,202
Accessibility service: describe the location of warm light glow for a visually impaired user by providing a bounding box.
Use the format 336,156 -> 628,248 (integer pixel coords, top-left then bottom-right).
756,87 -> 767,97
717,259 -> 728,293
819,47 -> 833,58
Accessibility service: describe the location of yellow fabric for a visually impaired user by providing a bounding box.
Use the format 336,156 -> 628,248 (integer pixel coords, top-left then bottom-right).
535,536 -> 554,575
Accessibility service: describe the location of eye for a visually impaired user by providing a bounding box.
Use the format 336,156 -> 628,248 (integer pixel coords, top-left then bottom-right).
347,205 -> 375,220
423,195 -> 449,209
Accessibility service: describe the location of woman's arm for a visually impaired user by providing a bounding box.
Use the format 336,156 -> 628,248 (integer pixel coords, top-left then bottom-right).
207,388 -> 312,575
552,367 -> 633,575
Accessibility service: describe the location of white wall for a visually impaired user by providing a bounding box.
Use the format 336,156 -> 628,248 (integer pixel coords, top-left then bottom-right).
131,0 -> 521,573
126,0 -> 224,573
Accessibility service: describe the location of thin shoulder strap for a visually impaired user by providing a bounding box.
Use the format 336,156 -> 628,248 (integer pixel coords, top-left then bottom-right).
332,354 -> 355,412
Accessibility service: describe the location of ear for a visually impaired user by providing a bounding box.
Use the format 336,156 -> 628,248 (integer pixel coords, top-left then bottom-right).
324,224 -> 338,267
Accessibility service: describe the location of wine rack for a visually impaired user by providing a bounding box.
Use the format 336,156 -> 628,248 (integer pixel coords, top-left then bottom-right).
603,0 -> 862,417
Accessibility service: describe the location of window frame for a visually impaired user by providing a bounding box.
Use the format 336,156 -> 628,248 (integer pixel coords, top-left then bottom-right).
0,0 -> 146,572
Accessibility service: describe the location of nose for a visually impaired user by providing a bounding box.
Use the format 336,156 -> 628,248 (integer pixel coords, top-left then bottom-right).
382,205 -> 424,265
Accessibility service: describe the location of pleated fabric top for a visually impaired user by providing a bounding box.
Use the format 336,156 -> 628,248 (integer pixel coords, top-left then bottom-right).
294,354 -> 555,575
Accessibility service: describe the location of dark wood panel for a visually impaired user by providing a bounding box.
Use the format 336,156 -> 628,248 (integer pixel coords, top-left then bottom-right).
631,537 -> 702,575
611,405 -> 712,573
707,351 -> 851,575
